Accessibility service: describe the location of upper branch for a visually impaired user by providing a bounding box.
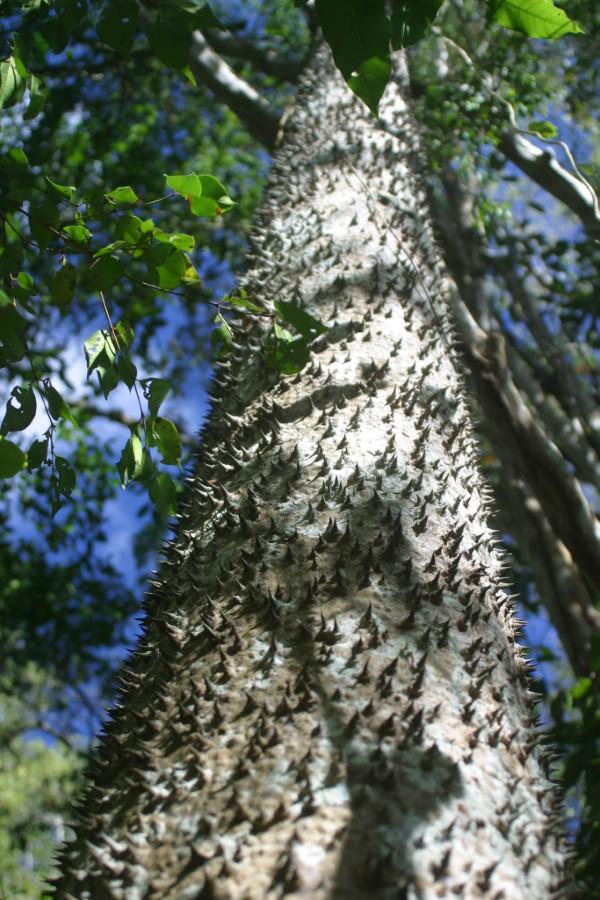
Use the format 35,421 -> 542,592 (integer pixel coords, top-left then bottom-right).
189,32 -> 281,149
202,29 -> 306,82
500,131 -> 600,237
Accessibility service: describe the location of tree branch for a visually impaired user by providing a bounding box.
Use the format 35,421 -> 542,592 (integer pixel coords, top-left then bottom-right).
189,32 -> 280,149
451,292 -> 600,593
202,29 -> 306,82
495,470 -> 600,677
499,131 -> 600,237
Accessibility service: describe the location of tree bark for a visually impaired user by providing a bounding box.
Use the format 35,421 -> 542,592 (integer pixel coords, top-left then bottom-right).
53,47 -> 569,899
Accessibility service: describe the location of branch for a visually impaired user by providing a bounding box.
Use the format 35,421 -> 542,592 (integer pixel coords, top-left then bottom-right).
499,131 -> 600,237
202,29 -> 306,82
189,32 -> 280,149
505,340 -> 600,486
451,292 -> 600,592
495,471 -> 600,676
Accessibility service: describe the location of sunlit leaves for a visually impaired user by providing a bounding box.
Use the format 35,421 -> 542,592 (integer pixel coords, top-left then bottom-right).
211,312 -> 233,358
0,55 -> 27,111
149,417 -> 181,465
117,433 -> 145,486
141,378 -> 170,417
166,172 -> 236,216
488,0 -> 583,39
105,185 -> 138,206
527,119 -> 559,138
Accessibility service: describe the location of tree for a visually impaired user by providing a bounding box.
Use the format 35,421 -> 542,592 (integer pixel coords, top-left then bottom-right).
0,0 -> 598,894
52,41 -> 571,897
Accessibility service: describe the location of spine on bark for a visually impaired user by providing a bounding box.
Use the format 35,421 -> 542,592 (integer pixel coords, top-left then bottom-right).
53,46 -> 569,900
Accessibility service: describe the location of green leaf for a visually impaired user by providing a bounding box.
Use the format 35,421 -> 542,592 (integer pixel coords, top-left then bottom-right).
0,56 -> 27,111
528,119 -> 559,138
41,17 -> 69,53
166,172 -> 234,216
49,262 -> 78,313
165,172 -> 203,198
155,229 -> 195,252
198,174 -> 235,207
144,244 -> 188,290
391,0 -> 445,49
590,635 -> 600,672
161,0 -> 224,29
24,73 -> 48,120
29,198 -> 60,250
1,385 -> 36,434
105,185 -> 138,205
149,471 -> 178,515
211,312 -> 233,358
1,146 -> 29,170
274,300 -> 329,339
84,329 -> 113,373
0,243 -> 24,276
150,417 -> 181,464
43,383 -> 78,427
84,330 -> 106,372
12,271 -> 36,304
117,433 -> 145,486
141,378 -> 170,417
315,0 -> 390,79
147,21 -> 192,70
348,55 -> 391,114
489,0 -> 584,38
86,255 -> 123,292
55,455 -> 76,495
27,437 -> 48,469
116,352 -> 138,389
191,177 -> 235,216
57,0 -> 87,31
45,176 -> 77,201
0,437 -> 26,478
97,0 -> 139,55
63,224 -> 92,244
571,677 -> 593,701
223,289 -> 264,314
0,305 -> 28,364
264,325 -> 311,376
98,364 -> 120,399
114,213 -> 154,243
114,320 -> 135,349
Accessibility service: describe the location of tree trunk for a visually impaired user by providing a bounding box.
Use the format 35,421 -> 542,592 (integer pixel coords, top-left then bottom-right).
54,47 -> 568,899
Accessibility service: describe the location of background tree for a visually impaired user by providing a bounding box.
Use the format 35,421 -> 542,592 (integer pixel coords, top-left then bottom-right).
0,0 -> 597,895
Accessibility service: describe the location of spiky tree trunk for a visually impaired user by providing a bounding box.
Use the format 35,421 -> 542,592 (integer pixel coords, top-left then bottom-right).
54,48 -> 568,899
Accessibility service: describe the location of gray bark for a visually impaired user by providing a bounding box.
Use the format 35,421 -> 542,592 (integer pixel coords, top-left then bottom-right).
53,48 -> 568,899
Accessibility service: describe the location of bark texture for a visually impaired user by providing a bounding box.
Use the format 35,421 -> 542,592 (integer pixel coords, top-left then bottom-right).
54,48 -> 568,899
